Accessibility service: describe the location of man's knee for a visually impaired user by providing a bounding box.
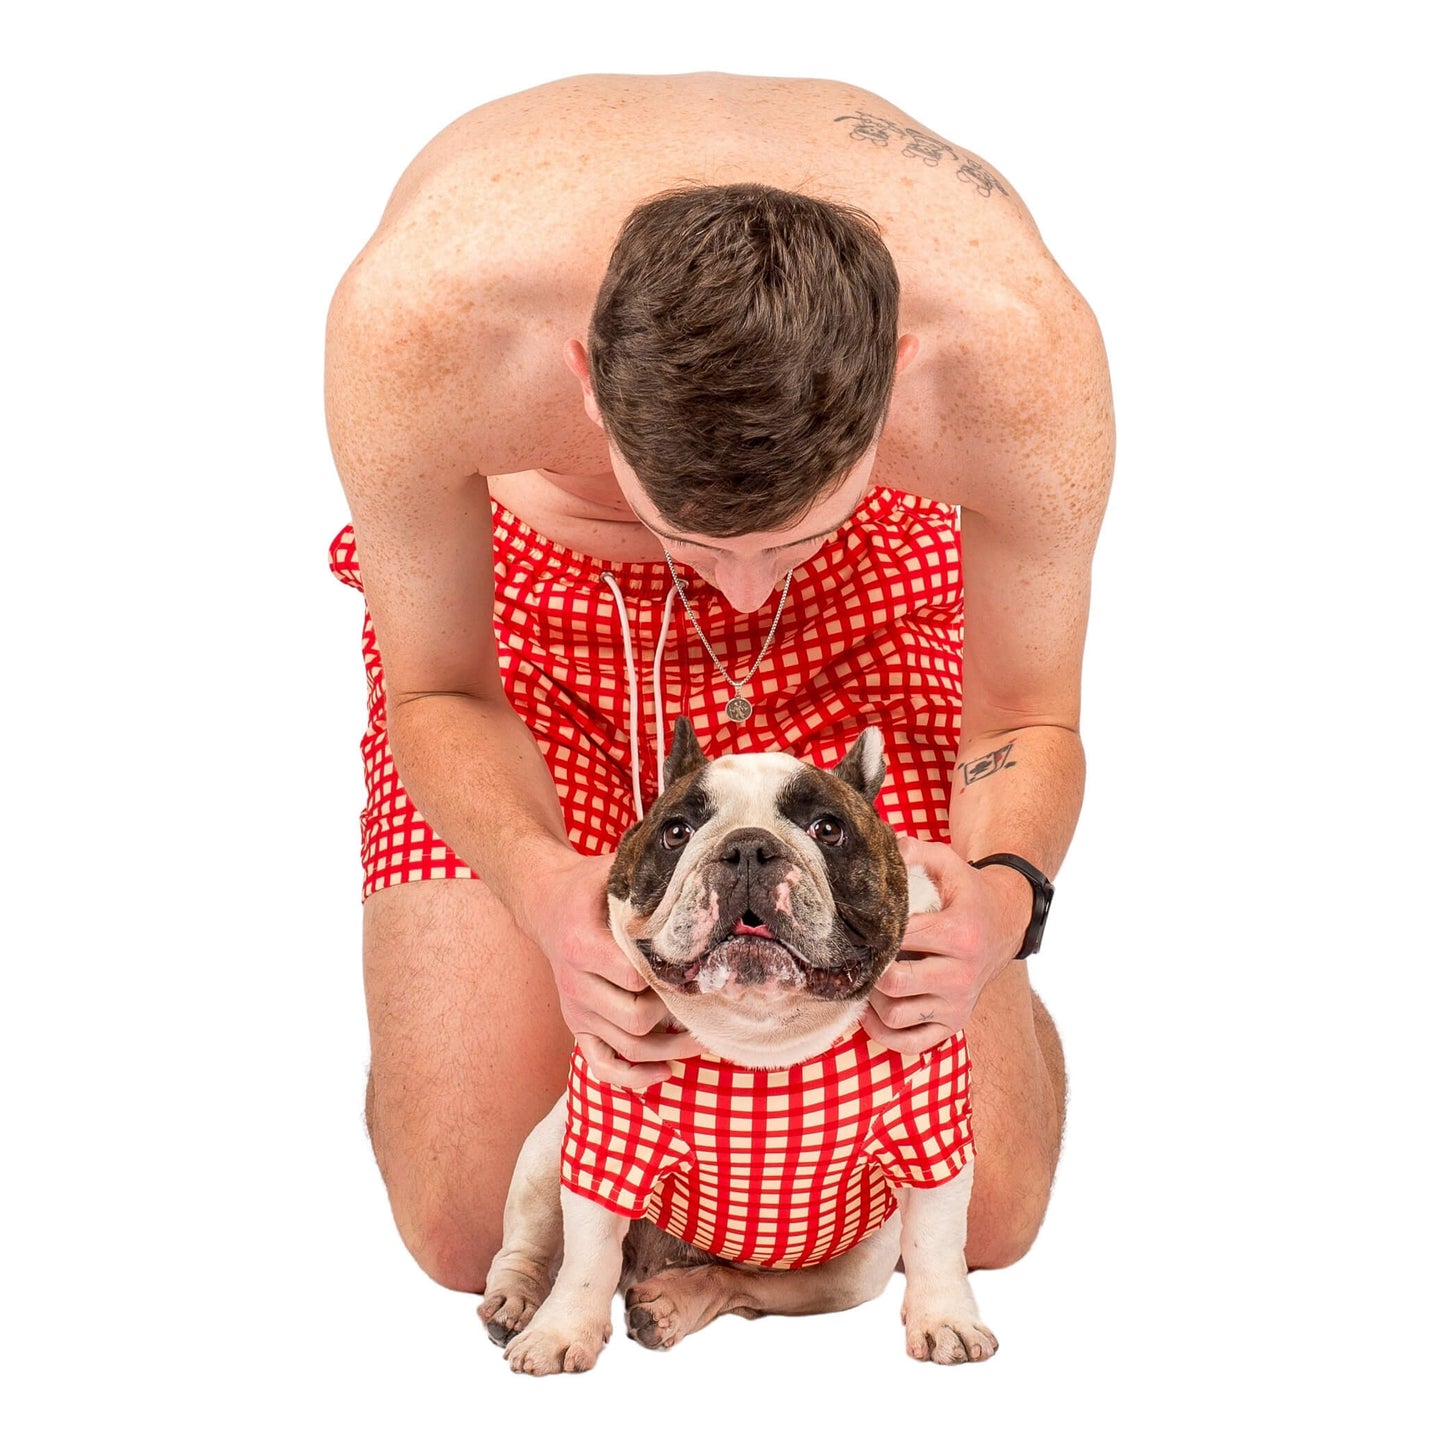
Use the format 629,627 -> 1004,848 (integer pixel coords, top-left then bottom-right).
373,1145 -> 504,1293
359,879 -> 573,1294
399,1209 -> 501,1294
967,1200 -> 1048,1271
363,1066 -> 504,1293
964,983 -> 1066,1271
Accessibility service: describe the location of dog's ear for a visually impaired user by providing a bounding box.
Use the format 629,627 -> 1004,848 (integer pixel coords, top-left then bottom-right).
831,726 -> 887,801
662,717 -> 708,791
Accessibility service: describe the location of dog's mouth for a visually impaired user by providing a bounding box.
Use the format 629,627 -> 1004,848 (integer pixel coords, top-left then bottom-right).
637,916 -> 876,1002
731,912 -> 776,939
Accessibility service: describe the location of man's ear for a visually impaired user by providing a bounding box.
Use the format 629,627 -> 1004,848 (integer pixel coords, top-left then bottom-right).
663,718 -> 708,791
563,339 -> 604,429
831,727 -> 887,801
895,333 -> 920,376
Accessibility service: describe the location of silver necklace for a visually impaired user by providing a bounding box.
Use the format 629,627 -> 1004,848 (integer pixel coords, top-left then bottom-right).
663,549 -> 793,723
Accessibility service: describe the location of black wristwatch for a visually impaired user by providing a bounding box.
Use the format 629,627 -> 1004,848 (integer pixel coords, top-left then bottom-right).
969,853 -> 1054,958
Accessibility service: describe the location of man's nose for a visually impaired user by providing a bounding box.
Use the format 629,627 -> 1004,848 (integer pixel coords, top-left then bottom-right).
712,555 -> 783,614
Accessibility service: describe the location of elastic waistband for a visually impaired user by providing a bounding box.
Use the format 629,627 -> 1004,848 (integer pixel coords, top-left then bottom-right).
330,486 -> 958,599
490,486 -> 954,597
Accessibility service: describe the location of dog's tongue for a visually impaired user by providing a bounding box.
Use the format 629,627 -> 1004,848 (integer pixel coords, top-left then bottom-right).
732,919 -> 776,939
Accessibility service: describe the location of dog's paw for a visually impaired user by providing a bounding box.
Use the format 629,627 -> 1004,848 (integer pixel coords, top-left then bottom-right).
624,1269 -> 695,1350
625,1265 -> 735,1350
901,1312 -> 994,1364
478,1265 -> 550,1346
625,1279 -> 686,1350
502,1316 -> 613,1376
625,1304 -> 677,1349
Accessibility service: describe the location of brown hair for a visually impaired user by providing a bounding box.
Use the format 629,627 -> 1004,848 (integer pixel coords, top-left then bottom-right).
587,184 -> 900,535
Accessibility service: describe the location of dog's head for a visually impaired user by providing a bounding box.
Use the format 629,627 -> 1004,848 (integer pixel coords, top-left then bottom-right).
607,720 -> 920,1068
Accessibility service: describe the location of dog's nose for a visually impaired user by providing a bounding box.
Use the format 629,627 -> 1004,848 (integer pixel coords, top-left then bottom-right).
716,828 -> 784,870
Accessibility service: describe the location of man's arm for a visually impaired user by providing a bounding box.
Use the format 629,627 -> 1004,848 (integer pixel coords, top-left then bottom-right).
949,261 -> 1113,877
325,251 -> 574,926
870,260 -> 1114,1043
325,246 -> 688,1083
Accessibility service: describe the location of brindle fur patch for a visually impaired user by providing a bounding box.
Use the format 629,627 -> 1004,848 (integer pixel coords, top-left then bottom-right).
608,768 -> 709,914
607,719 -> 711,912
775,764 -> 911,972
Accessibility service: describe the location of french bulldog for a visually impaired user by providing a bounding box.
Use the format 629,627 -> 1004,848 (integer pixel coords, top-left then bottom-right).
480,720 -> 996,1372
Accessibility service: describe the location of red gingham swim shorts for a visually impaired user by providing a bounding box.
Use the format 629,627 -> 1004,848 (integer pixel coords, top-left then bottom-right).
328,486 -> 964,900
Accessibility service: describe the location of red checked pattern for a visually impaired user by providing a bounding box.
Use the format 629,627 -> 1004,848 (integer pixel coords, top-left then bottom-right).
560,1026 -> 973,1269
328,487 -> 964,897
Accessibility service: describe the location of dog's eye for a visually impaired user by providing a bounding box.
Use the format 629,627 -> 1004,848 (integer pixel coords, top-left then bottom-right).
808,816 -> 846,846
659,819 -> 694,850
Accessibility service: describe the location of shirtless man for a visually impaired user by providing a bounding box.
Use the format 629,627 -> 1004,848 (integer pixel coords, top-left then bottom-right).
325,73 -> 1113,1296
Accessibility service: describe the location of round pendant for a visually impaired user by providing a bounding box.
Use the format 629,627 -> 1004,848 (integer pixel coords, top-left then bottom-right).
725,694 -> 753,723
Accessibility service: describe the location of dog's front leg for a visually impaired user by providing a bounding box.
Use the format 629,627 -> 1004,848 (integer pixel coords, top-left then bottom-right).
898,1161 -> 998,1364
503,1189 -> 629,1375
480,1095 -> 567,1345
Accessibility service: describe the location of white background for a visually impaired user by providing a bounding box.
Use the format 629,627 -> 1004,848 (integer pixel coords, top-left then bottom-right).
5,2 -> 1439,1440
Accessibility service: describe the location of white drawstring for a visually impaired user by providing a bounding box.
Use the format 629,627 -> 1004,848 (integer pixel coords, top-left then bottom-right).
599,572 -> 682,824
598,571 -> 645,823
652,583 -> 679,788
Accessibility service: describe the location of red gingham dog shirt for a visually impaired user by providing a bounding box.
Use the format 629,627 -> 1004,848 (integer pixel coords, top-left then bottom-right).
560,1026 -> 974,1270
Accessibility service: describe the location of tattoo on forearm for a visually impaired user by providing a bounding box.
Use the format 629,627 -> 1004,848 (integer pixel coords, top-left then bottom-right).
833,112 -> 1010,197
959,742 -> 1017,785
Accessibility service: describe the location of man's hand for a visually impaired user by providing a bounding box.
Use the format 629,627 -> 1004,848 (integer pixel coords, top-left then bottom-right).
522,848 -> 704,1088
863,835 -> 1032,1053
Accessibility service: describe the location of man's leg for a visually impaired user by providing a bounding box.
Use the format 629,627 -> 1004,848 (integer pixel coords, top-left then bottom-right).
959,959 -> 1067,1269
362,876 -> 574,1292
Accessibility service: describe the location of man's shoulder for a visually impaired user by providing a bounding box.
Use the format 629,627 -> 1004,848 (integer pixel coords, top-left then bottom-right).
332,184 -> 581,341
885,227 -> 1111,515
325,154 -> 593,474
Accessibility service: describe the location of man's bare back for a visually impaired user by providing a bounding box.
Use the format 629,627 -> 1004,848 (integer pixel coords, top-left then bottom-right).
328,72 -> 1108,564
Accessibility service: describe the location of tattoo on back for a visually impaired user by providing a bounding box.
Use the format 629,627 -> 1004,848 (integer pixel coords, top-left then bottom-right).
833,112 -> 1010,197
959,742 -> 1017,785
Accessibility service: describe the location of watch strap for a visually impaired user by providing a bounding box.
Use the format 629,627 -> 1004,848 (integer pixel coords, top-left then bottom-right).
969,853 -> 1054,958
